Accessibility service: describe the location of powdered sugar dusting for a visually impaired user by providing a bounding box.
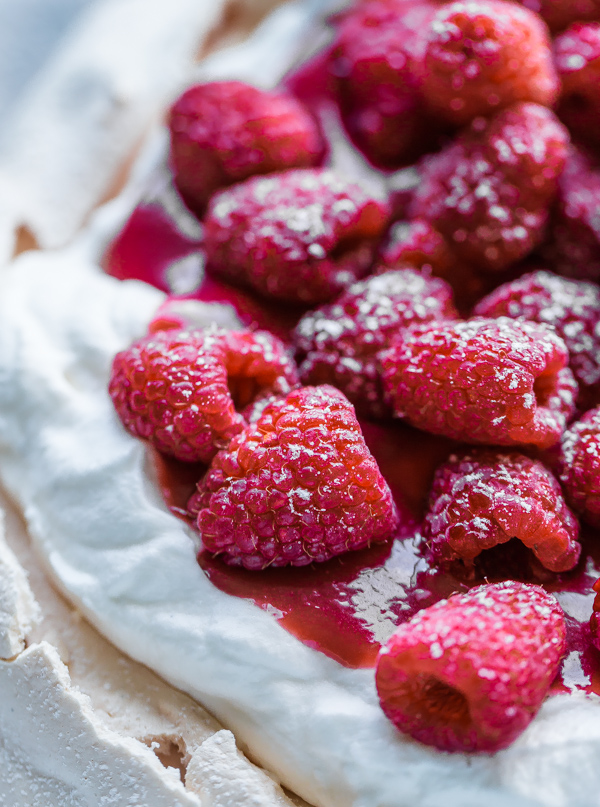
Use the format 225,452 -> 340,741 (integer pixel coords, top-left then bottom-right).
376,581 -> 566,753
381,317 -> 577,448
294,268 -> 457,418
424,449 -> 580,572
475,270 -> 600,394
204,168 -> 389,305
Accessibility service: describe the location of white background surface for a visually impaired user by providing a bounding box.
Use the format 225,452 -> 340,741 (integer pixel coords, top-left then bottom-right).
0,0 -> 96,123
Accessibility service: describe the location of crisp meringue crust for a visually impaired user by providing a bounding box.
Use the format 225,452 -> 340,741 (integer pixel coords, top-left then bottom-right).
0,250 -> 599,807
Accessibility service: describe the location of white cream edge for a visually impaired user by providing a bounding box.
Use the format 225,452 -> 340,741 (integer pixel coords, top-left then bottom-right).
0,3 -> 600,807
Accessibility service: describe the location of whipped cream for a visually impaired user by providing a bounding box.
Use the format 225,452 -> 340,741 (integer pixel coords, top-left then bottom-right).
0,248 -> 599,807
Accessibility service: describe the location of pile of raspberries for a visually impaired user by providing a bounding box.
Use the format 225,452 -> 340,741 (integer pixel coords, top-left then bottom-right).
110,0 -> 600,756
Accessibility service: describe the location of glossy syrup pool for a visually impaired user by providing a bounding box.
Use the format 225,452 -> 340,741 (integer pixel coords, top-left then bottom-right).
104,94 -> 600,693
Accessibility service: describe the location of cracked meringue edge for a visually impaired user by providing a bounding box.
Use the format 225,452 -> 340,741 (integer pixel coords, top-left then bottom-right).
0,463 -> 301,807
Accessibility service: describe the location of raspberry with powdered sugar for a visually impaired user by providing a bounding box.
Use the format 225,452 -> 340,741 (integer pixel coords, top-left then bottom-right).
109,327 -> 298,464
421,0 -> 558,124
409,102 -> 569,272
423,449 -> 581,573
375,581 -> 566,752
293,268 -> 457,418
204,168 -> 389,305
188,385 -> 399,569
380,317 -> 577,448
475,269 -> 600,406
169,81 -> 323,215
558,406 -> 600,527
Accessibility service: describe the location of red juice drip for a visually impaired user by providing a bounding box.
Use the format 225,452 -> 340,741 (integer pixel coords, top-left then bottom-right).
104,203 -> 202,292
104,202 -> 305,341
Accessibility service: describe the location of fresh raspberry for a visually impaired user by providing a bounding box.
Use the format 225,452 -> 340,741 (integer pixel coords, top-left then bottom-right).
147,298 -> 242,335
204,169 -> 390,305
409,103 -> 569,272
541,147 -> 600,283
109,328 -> 298,463
377,218 -> 494,312
168,81 -> 322,214
378,219 -> 457,277
330,0 -> 438,168
423,449 -> 581,573
422,1 -> 558,125
475,270 -> 600,406
557,406 -> 600,527
189,385 -> 399,569
293,269 -> 458,418
555,23 -> 600,151
381,317 -> 577,448
518,0 -> 600,33
375,581 -> 566,752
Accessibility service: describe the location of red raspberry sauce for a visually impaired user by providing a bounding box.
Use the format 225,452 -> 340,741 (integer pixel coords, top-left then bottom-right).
104,203 -> 304,341
105,190 -> 600,693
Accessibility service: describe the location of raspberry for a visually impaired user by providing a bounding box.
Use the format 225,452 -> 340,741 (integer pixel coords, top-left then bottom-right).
109,328 -> 298,463
330,0 -> 438,168
541,147 -> 600,283
377,218 -> 493,312
204,169 -> 390,305
423,449 -> 581,573
555,23 -> 600,151
168,81 -> 322,214
375,581 -> 566,753
378,219 -> 457,277
557,406 -> 600,527
409,103 -> 569,272
293,269 -> 457,418
380,317 -> 577,448
189,385 -> 399,569
519,0 -> 600,33
422,1 -> 558,125
147,298 -> 242,335
475,270 -> 600,406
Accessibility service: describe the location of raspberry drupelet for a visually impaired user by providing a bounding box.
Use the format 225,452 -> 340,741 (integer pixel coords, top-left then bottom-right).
330,0 -> 438,168
409,103 -> 569,272
558,406 -> 600,528
380,317 -> 577,448
375,581 -> 566,753
109,328 -> 298,464
475,270 -> 600,407
542,147 -> 600,285
188,385 -> 399,570
378,219 -> 457,278
168,81 -> 323,214
555,23 -> 600,151
293,269 -> 458,418
421,0 -> 558,125
377,218 -> 494,312
203,168 -> 390,306
423,449 -> 581,573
